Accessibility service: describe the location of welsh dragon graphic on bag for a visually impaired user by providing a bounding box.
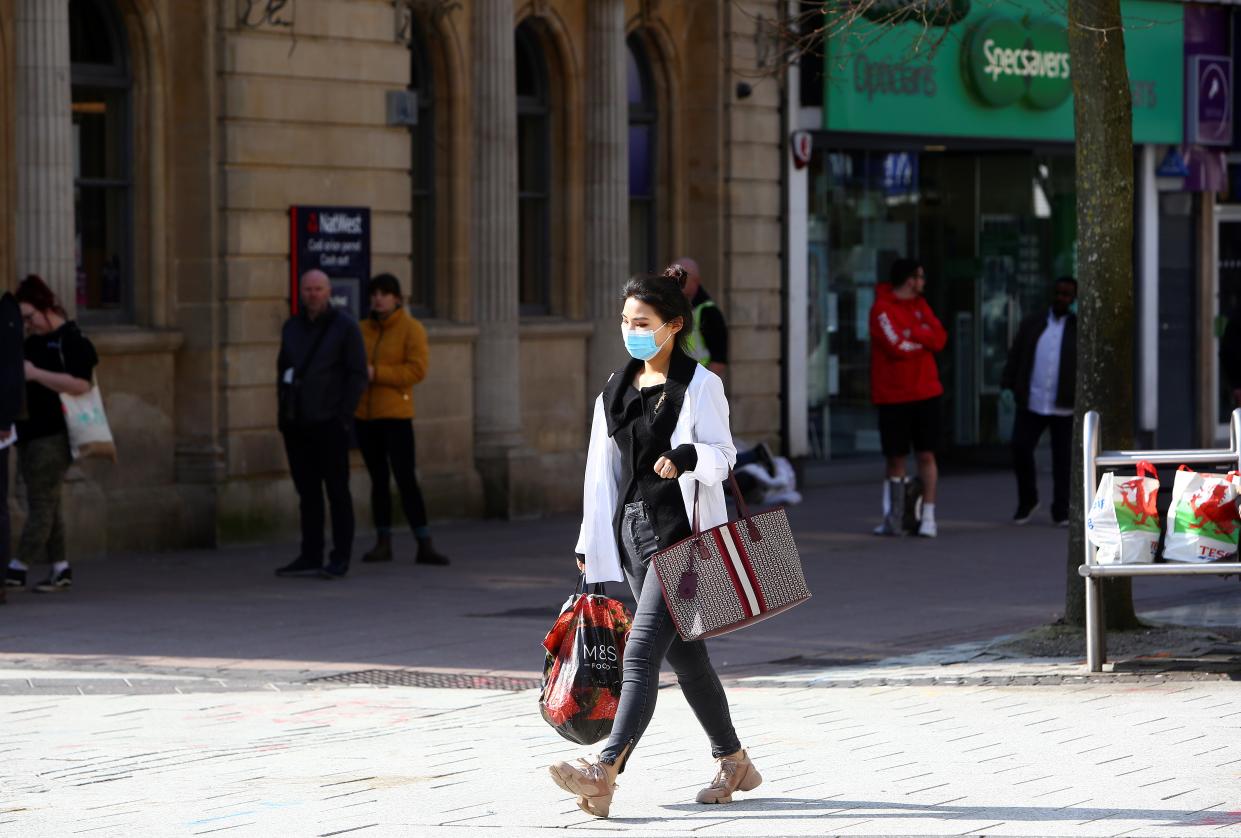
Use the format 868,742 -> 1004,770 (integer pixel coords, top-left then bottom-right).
1087,461 -> 1160,565
1164,466 -> 1241,563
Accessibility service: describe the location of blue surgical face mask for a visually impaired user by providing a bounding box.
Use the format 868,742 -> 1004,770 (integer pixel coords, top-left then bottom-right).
622,322 -> 672,361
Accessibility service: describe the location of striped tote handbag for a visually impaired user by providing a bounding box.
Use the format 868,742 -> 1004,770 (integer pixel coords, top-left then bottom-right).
651,473 -> 810,641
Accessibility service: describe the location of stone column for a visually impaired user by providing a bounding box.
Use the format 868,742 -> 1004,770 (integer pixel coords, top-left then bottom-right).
585,0 -> 630,398
471,0 -> 539,517
15,0 -> 75,312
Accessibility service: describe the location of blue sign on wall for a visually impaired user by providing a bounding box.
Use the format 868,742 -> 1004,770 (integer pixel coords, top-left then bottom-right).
289,206 -> 371,318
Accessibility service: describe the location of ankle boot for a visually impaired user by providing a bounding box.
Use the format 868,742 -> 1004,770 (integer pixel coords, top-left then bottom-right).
361,534 -> 392,563
548,755 -> 618,818
415,536 -> 450,566
696,749 -> 762,804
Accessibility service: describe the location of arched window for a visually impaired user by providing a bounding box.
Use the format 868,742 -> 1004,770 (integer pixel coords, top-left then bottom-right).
627,35 -> 657,275
70,0 -> 132,320
409,21 -> 435,315
515,22 -> 551,315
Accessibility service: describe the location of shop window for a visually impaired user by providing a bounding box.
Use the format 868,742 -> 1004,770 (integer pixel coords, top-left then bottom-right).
409,21 -> 435,316
70,0 -> 132,321
516,22 -> 551,315
627,35 -> 657,275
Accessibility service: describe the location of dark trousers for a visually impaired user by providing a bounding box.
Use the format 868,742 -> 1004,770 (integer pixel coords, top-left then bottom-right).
282,420 -> 354,563
1,445 -> 9,566
355,418 -> 428,533
599,501 -> 741,770
1011,408 -> 1072,520
17,434 -> 71,565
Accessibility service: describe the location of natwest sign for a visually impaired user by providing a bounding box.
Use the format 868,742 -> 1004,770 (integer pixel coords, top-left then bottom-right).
289,206 -> 371,318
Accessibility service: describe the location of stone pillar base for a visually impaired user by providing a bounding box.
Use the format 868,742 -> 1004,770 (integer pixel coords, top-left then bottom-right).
475,446 -> 544,520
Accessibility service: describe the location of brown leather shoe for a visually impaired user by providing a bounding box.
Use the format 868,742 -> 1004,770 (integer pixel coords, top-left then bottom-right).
548,756 -> 617,818
696,749 -> 762,804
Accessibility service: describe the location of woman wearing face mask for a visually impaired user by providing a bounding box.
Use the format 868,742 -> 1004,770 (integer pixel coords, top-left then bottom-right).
5,276 -> 97,594
548,266 -> 760,818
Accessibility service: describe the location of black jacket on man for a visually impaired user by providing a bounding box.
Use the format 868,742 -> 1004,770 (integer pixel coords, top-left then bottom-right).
1001,309 -> 1077,411
0,292 -> 24,430
277,307 -> 368,427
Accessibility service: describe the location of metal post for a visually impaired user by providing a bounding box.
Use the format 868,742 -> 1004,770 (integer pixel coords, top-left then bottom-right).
1082,411 -> 1105,671
1232,409 -> 1241,470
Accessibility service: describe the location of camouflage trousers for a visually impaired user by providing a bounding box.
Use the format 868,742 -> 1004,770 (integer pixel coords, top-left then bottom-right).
17,433 -> 71,566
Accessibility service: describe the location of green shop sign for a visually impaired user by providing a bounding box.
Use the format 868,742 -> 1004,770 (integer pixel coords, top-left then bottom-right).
824,0 -> 1183,143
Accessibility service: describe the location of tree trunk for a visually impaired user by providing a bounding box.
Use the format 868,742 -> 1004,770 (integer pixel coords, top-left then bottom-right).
1064,0 -> 1141,629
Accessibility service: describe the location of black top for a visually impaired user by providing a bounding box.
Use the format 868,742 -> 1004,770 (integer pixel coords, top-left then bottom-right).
604,351 -> 702,552
693,287 -> 729,365
1222,307 -> 1241,390
276,307 -> 368,427
0,293 -> 24,429
18,321 -> 98,441
1000,308 -> 1077,410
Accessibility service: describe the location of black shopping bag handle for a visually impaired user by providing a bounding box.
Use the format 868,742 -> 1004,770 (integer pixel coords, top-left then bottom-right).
577,573 -> 607,598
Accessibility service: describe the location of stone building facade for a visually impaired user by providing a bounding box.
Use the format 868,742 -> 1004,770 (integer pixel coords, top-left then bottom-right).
1,0 -> 786,555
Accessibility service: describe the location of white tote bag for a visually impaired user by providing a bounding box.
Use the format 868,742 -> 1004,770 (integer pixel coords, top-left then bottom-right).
1086,461 -> 1160,565
1163,466 -> 1240,563
60,380 -> 117,461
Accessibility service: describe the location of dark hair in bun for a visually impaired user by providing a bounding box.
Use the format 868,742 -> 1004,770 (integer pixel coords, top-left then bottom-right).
662,263 -> 689,290
621,270 -> 694,354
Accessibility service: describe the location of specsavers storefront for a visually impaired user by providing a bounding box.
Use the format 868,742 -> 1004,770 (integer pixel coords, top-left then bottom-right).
788,0 -> 1184,460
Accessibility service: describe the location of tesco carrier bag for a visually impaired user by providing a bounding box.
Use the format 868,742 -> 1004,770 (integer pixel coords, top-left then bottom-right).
1086,461 -> 1160,565
1164,467 -> 1241,563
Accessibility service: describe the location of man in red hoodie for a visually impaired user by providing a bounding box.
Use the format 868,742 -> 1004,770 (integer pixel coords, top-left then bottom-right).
869,259 -> 947,537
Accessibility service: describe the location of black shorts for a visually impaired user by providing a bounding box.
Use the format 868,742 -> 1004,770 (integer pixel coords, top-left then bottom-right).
877,397 -> 941,457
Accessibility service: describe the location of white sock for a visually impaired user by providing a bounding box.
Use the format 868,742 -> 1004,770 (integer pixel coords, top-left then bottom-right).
881,481 -> 892,516
922,503 -> 936,523
52,560 -> 69,575
9,559 -> 27,571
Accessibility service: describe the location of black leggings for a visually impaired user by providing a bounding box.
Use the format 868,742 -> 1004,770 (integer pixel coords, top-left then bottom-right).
355,418 -> 429,533
599,501 -> 741,770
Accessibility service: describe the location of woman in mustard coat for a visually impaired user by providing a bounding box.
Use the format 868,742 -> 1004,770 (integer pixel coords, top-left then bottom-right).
355,274 -> 449,565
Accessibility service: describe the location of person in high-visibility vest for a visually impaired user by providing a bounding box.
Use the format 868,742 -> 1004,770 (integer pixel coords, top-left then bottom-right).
666,258 -> 728,378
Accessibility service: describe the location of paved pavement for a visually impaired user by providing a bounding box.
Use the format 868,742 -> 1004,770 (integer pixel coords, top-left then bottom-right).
2,469 -> 1241,836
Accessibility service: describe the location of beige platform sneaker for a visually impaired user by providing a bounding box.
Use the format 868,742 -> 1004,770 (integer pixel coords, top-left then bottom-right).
695,749 -> 763,804
548,756 -> 619,818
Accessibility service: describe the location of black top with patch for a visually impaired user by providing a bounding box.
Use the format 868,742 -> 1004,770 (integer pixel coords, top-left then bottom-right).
692,287 -> 729,365
604,350 -> 701,553
18,322 -> 98,441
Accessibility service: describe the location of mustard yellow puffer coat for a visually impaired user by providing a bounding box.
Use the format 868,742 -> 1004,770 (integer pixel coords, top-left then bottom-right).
355,307 -> 428,420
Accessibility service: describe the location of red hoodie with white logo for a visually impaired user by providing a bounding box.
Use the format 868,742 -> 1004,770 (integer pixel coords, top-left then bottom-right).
868,283 -> 947,405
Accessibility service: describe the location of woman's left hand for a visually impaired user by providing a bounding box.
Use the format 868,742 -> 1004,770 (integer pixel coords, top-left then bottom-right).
653,456 -> 679,480
23,361 -> 38,381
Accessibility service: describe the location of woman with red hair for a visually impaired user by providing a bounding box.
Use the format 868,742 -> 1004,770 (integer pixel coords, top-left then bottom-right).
4,276 -> 97,594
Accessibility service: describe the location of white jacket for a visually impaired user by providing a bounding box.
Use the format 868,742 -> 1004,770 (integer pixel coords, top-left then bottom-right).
576,363 -> 737,583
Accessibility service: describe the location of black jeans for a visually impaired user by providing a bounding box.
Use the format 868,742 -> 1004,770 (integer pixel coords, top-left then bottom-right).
282,420 -> 354,563
0,445 -> 9,566
355,419 -> 428,533
599,501 -> 741,771
1011,408 -> 1072,520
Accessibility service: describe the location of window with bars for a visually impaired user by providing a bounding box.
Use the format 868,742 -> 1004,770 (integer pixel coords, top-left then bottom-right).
516,22 -> 552,315
627,35 -> 658,276
70,0 -> 132,322
409,21 -> 435,316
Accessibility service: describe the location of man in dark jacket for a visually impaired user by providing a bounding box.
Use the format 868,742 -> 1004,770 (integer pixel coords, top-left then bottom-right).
1001,277 -> 1077,527
276,270 -> 368,578
0,291 -> 24,605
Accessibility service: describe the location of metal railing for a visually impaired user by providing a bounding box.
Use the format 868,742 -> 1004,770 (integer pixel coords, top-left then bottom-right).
1079,408 -> 1241,671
